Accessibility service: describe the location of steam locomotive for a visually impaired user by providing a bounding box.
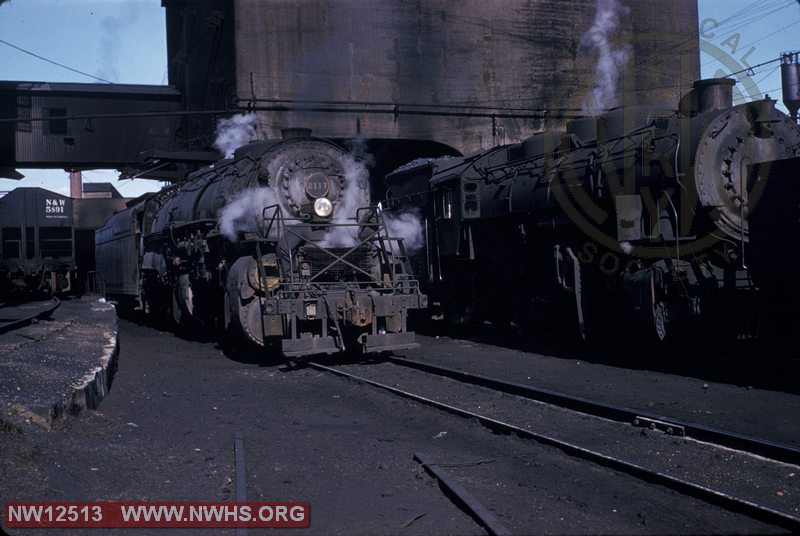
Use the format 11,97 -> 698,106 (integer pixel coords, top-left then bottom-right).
96,134 -> 427,357
385,79 -> 800,348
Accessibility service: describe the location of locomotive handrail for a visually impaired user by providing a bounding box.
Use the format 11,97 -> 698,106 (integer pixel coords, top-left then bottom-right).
285,224 -> 377,283
261,203 -> 284,239
254,240 -> 270,340
256,203 -> 416,289
261,203 -> 293,283
662,190 -> 681,261
360,205 -> 393,277
373,204 -> 417,284
261,204 -> 401,286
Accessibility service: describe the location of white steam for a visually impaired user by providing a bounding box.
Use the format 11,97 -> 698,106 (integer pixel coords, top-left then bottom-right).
383,209 -> 424,254
581,0 -> 631,114
345,137 -> 376,170
218,187 -> 284,241
217,146 -> 370,246
97,4 -> 141,83
213,113 -> 259,158
317,140 -> 372,248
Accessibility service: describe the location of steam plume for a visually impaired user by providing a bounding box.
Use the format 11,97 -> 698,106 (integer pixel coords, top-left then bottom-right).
345,137 -> 376,170
581,0 -> 631,114
218,187 -> 284,241
97,3 -> 141,83
213,113 -> 259,158
317,155 -> 370,248
383,208 -> 424,254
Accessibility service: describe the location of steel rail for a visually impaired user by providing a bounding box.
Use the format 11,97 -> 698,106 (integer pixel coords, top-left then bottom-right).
384,355 -> 800,467
414,452 -> 512,536
308,361 -> 800,532
0,297 -> 60,335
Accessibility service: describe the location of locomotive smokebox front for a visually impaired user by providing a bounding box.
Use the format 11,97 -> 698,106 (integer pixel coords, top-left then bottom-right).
690,81 -> 800,242
257,138 -> 369,225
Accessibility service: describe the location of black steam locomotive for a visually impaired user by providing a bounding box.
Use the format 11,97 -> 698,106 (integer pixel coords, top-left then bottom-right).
386,79 -> 800,347
96,135 -> 426,357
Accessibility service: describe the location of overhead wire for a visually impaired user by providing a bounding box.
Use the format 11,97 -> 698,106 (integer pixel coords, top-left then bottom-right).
0,38 -> 113,84
699,0 -> 799,69
703,0 -> 797,37
740,18 -> 800,50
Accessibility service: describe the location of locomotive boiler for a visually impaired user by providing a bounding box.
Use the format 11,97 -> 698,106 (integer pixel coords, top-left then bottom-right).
386,79 -> 800,347
96,134 -> 426,357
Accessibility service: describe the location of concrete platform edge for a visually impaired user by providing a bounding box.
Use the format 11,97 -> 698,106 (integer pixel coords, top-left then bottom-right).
0,299 -> 120,430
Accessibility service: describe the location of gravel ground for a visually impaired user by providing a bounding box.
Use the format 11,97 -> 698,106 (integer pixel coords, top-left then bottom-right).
1,317 -> 797,535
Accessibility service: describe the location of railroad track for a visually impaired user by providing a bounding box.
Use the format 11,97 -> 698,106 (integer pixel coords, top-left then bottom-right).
308,358 -> 800,533
0,297 -> 60,334
383,355 -> 800,465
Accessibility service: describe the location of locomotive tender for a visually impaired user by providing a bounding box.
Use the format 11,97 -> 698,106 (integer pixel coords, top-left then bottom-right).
386,79 -> 800,347
96,135 -> 426,357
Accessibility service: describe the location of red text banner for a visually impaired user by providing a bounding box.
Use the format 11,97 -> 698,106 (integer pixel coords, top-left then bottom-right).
5,502 -> 310,528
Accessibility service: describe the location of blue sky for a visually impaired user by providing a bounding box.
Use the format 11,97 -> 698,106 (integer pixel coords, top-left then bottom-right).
697,0 -> 800,107
0,0 -> 798,198
0,0 -> 167,198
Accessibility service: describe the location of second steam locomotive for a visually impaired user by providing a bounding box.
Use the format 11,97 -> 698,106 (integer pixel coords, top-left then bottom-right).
96,134 -> 426,357
386,79 -> 800,348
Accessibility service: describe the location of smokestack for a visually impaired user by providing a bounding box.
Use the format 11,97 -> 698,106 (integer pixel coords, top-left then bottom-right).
69,170 -> 82,199
781,51 -> 800,123
694,78 -> 735,113
678,78 -> 735,116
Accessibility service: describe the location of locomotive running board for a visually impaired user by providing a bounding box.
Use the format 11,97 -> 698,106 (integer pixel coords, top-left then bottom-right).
363,331 -> 419,353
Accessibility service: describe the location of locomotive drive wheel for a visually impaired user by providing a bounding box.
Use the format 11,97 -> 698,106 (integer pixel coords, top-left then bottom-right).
642,300 -> 696,354
172,274 -> 214,340
223,256 -> 280,350
653,301 -> 669,343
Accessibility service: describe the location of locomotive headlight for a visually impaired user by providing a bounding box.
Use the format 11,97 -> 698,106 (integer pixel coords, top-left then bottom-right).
313,197 -> 333,217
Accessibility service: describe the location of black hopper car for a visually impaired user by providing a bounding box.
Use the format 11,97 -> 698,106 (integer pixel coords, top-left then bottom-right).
385,79 -> 800,350
0,188 -> 75,295
95,135 -> 428,357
